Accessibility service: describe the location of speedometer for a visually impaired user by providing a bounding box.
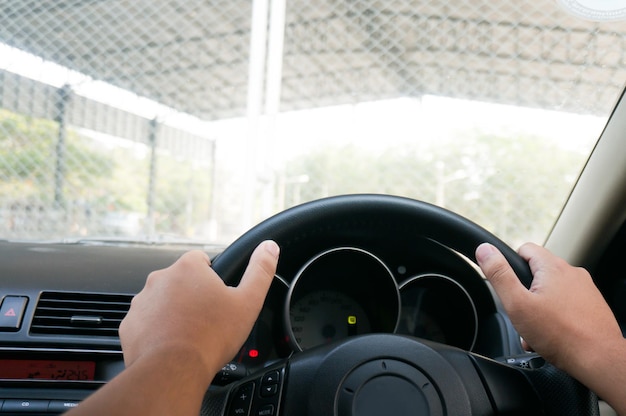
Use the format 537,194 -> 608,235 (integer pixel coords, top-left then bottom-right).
285,247 -> 400,351
289,290 -> 371,350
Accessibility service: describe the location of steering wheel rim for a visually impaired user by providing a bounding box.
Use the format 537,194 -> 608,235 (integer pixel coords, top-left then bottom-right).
206,194 -> 597,416
212,194 -> 533,287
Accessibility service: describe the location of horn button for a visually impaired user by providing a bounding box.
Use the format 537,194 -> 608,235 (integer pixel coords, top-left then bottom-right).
284,334 -> 473,415
337,359 -> 443,416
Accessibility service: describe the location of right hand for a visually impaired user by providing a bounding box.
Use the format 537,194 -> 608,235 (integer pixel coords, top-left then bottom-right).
475,242 -> 622,373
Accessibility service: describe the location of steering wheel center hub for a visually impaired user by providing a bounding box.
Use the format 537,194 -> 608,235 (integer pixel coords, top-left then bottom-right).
337,359 -> 442,416
354,376 -> 427,415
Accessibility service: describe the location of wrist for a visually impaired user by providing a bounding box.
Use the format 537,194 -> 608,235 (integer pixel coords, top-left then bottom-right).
133,342 -> 221,387
582,334 -> 626,372
67,343 -> 220,415
572,336 -> 626,413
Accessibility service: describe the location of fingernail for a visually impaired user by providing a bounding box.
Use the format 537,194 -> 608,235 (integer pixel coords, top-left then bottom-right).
264,240 -> 280,259
475,243 -> 496,263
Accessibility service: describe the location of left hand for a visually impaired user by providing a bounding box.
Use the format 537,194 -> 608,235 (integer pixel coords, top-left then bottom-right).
119,240 -> 280,381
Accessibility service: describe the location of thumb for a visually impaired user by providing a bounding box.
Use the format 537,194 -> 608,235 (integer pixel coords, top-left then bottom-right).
236,240 -> 280,311
476,243 -> 529,314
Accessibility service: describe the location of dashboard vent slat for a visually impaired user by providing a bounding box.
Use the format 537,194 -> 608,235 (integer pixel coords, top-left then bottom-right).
30,291 -> 133,338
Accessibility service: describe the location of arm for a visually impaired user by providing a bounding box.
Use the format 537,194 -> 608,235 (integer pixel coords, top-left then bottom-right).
66,240 -> 280,416
476,242 -> 626,415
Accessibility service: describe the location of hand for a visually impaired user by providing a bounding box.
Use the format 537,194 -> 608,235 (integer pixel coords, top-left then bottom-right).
475,242 -> 622,375
119,240 -> 280,382
66,240 -> 280,416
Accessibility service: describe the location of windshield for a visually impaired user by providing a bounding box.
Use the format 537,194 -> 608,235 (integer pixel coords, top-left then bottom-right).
0,1 -> 622,248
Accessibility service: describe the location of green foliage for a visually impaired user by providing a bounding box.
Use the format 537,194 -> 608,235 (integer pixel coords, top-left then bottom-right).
0,111 -> 55,197
151,154 -> 213,236
282,133 -> 586,245
0,109 -> 114,202
0,108 -> 216,239
0,106 -> 586,245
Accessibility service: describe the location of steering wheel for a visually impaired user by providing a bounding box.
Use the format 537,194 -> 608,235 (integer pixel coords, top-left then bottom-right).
206,194 -> 598,416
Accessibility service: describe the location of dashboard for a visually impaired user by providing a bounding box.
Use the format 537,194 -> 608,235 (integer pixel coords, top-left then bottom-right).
0,227 -> 518,414
2,187 -> 623,415
0,193 -> 559,414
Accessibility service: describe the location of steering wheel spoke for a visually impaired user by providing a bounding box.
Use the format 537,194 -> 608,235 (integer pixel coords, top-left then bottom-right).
202,362 -> 287,416
205,334 -> 593,415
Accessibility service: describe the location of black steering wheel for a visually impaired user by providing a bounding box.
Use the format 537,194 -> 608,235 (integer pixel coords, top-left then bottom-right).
205,194 -> 598,416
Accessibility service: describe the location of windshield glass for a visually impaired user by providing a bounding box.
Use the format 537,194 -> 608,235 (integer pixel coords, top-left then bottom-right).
0,1 -> 622,247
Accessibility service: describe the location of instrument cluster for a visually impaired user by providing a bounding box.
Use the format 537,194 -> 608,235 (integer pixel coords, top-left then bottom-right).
235,245 -> 481,372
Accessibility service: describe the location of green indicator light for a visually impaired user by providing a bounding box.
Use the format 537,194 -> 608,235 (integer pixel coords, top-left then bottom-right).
347,315 -> 357,325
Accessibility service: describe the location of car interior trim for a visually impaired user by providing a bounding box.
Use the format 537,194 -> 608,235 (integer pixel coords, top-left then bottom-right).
547,87 -> 626,268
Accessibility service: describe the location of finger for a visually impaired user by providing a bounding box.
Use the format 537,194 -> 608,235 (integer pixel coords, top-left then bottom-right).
517,242 -> 566,280
521,338 -> 534,352
236,240 -> 280,311
154,250 -> 211,282
517,241 -> 543,258
517,242 -> 550,269
476,243 -> 529,312
177,249 -> 211,268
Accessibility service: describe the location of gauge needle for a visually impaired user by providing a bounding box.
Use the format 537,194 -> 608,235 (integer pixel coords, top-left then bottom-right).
411,290 -> 426,332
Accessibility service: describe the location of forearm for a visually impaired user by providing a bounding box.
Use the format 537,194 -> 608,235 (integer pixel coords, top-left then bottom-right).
572,337 -> 626,416
66,347 -> 218,416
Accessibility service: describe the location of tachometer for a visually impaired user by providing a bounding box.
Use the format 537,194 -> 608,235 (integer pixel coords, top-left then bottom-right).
398,273 -> 478,350
289,290 -> 371,350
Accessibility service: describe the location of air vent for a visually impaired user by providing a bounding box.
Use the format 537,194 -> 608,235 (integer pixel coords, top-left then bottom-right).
30,291 -> 133,337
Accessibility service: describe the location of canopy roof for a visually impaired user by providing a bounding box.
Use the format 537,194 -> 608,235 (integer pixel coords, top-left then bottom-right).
2,0 -> 626,120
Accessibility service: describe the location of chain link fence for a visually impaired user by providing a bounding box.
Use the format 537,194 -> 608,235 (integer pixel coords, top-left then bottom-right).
0,0 -> 625,246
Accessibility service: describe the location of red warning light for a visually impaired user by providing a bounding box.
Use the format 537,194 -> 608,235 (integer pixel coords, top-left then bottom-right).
248,349 -> 259,359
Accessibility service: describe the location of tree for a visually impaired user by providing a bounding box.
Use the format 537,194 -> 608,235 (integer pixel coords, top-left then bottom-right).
281,132 -> 586,246
0,109 -> 114,203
